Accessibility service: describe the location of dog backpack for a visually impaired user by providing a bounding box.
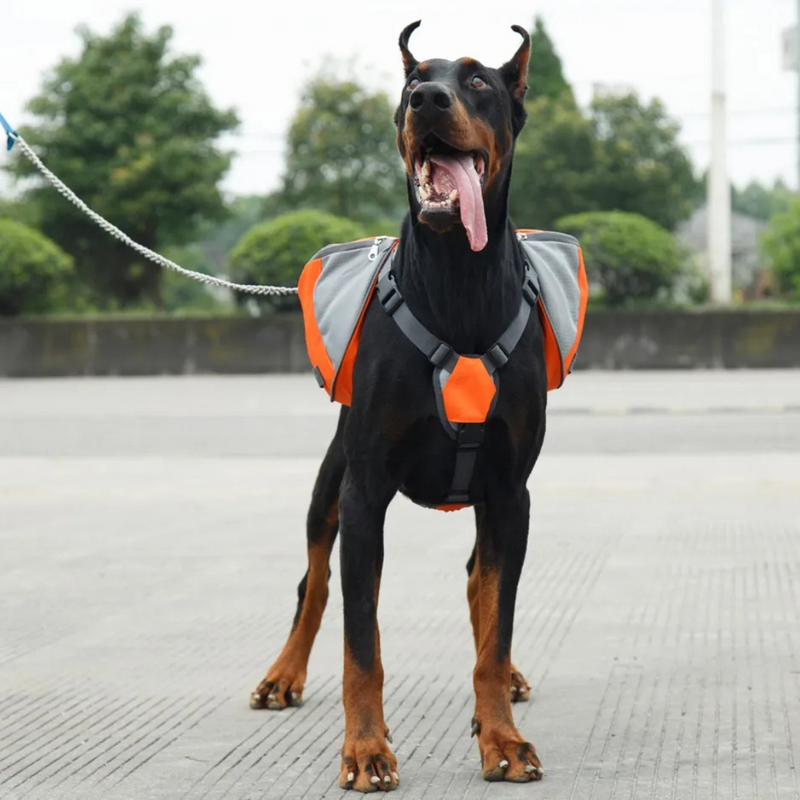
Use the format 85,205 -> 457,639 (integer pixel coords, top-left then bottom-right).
298,231 -> 588,408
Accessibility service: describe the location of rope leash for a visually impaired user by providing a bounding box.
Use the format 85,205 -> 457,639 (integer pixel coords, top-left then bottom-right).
0,116 -> 297,298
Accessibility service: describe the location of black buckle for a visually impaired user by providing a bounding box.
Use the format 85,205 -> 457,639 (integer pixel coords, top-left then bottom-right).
457,424 -> 485,450
486,343 -> 509,369
444,492 -> 471,505
379,284 -> 403,316
429,342 -> 453,367
522,267 -> 538,306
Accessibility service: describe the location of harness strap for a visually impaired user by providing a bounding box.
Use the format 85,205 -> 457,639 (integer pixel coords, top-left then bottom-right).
376,258 -> 539,507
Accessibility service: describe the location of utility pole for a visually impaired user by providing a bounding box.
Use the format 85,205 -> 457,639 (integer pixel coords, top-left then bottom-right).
708,0 -> 732,304
797,0 -> 800,191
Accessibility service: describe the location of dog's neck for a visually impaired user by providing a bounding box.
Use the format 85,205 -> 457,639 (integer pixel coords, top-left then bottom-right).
393,179 -> 526,354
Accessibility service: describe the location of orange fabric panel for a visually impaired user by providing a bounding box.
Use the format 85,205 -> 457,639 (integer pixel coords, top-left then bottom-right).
436,503 -> 471,512
298,258 -> 335,396
332,241 -> 399,406
565,248 -> 589,373
537,300 -> 564,391
441,356 -> 497,424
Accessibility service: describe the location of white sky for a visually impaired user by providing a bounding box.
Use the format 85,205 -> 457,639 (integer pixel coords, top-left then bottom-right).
3,0 -> 800,197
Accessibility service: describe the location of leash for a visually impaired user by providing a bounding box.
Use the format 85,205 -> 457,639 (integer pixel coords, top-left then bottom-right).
0,113 -> 298,298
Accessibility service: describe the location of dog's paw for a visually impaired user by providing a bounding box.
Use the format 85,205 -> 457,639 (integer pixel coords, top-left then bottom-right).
249,669 -> 305,710
510,666 -> 532,703
339,736 -> 399,792
477,725 -> 544,783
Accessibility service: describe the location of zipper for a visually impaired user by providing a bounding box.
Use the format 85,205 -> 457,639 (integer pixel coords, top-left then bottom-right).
368,236 -> 387,261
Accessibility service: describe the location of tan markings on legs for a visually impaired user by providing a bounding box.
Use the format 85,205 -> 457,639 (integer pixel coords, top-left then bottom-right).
339,588 -> 398,792
250,503 -> 338,710
468,555 -> 530,703
471,561 -> 543,782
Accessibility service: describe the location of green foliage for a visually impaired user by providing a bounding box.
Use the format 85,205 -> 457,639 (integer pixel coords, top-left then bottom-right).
0,196 -> 41,229
761,199 -> 800,299
527,17 -> 574,104
510,94 -> 596,230
228,210 -> 367,309
511,89 -> 698,232
5,12 -> 238,309
280,64 -> 405,223
589,92 -> 699,230
0,219 -> 73,316
557,211 -> 686,307
732,179 -> 794,222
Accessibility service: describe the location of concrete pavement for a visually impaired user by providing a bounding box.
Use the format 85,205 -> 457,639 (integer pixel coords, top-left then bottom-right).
1,371 -> 799,799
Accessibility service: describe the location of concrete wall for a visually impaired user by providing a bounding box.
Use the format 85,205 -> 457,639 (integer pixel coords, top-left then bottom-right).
2,310 -> 800,378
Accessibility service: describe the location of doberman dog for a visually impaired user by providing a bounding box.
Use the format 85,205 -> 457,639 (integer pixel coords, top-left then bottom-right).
250,21 -> 547,791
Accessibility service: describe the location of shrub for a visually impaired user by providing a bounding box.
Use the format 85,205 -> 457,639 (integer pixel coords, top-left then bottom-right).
0,219 -> 74,316
556,211 -> 686,306
228,210 -> 368,308
761,198 -> 800,300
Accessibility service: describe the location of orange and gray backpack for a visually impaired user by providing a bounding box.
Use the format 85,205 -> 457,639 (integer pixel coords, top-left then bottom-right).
298,230 -> 588,509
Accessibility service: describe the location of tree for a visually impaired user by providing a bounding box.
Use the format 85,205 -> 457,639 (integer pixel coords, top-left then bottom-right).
589,91 -> 699,231
732,179 -> 794,221
510,93 -> 597,229
279,65 -> 405,223
557,211 -> 687,306
527,17 -> 574,104
5,13 -> 238,308
228,210 -> 367,309
761,199 -> 800,300
0,219 -> 73,316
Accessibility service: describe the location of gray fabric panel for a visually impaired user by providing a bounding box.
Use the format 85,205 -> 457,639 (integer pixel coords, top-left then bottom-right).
521,238 -> 581,360
313,239 -> 395,370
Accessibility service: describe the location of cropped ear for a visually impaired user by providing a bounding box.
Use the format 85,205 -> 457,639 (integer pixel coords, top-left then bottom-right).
399,20 -> 421,77
499,25 -> 531,100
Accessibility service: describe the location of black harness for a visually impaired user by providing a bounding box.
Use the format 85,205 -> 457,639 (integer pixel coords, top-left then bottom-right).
376,257 -> 540,507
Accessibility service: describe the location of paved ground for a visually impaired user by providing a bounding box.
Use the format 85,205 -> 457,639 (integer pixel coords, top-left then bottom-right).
1,370 -> 799,800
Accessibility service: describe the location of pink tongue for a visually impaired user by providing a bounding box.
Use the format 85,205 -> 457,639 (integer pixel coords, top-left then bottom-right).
429,154 -> 487,252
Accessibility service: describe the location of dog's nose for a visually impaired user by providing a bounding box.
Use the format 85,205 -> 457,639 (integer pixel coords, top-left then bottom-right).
409,83 -> 454,117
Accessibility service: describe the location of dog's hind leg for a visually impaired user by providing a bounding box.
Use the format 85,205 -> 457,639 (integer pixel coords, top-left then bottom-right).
466,540 -> 531,703
249,408 -> 347,711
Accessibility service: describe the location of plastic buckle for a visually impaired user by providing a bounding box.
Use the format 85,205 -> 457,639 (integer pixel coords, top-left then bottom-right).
458,424 -> 485,450
522,274 -> 538,306
379,284 -> 403,316
486,343 -> 509,369
429,342 -> 453,367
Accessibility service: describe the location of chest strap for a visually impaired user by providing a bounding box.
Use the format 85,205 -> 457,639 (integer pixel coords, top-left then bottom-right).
376,259 -> 539,506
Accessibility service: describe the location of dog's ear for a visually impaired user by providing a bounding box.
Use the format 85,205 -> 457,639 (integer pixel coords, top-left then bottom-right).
499,25 -> 531,101
399,20 -> 421,78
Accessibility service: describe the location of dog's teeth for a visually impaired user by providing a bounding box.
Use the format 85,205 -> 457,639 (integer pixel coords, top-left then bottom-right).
449,190 -> 458,202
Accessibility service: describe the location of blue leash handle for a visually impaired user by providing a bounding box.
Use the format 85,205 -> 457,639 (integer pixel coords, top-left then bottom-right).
0,110 -> 19,151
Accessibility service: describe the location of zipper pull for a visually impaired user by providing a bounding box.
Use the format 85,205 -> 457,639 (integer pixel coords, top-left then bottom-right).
516,231 -> 527,242
368,236 -> 387,261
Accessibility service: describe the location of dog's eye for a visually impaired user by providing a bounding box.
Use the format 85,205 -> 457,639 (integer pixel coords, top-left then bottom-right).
471,76 -> 488,89
408,77 -> 421,90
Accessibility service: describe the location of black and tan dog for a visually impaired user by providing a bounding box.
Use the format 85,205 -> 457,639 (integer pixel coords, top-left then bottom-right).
250,22 -> 549,791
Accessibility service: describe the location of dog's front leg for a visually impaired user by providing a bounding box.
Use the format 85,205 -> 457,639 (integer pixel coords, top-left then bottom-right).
338,469 -> 399,793
471,489 -> 544,783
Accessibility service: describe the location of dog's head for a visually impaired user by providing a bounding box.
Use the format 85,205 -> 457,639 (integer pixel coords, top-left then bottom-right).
394,22 -> 530,252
